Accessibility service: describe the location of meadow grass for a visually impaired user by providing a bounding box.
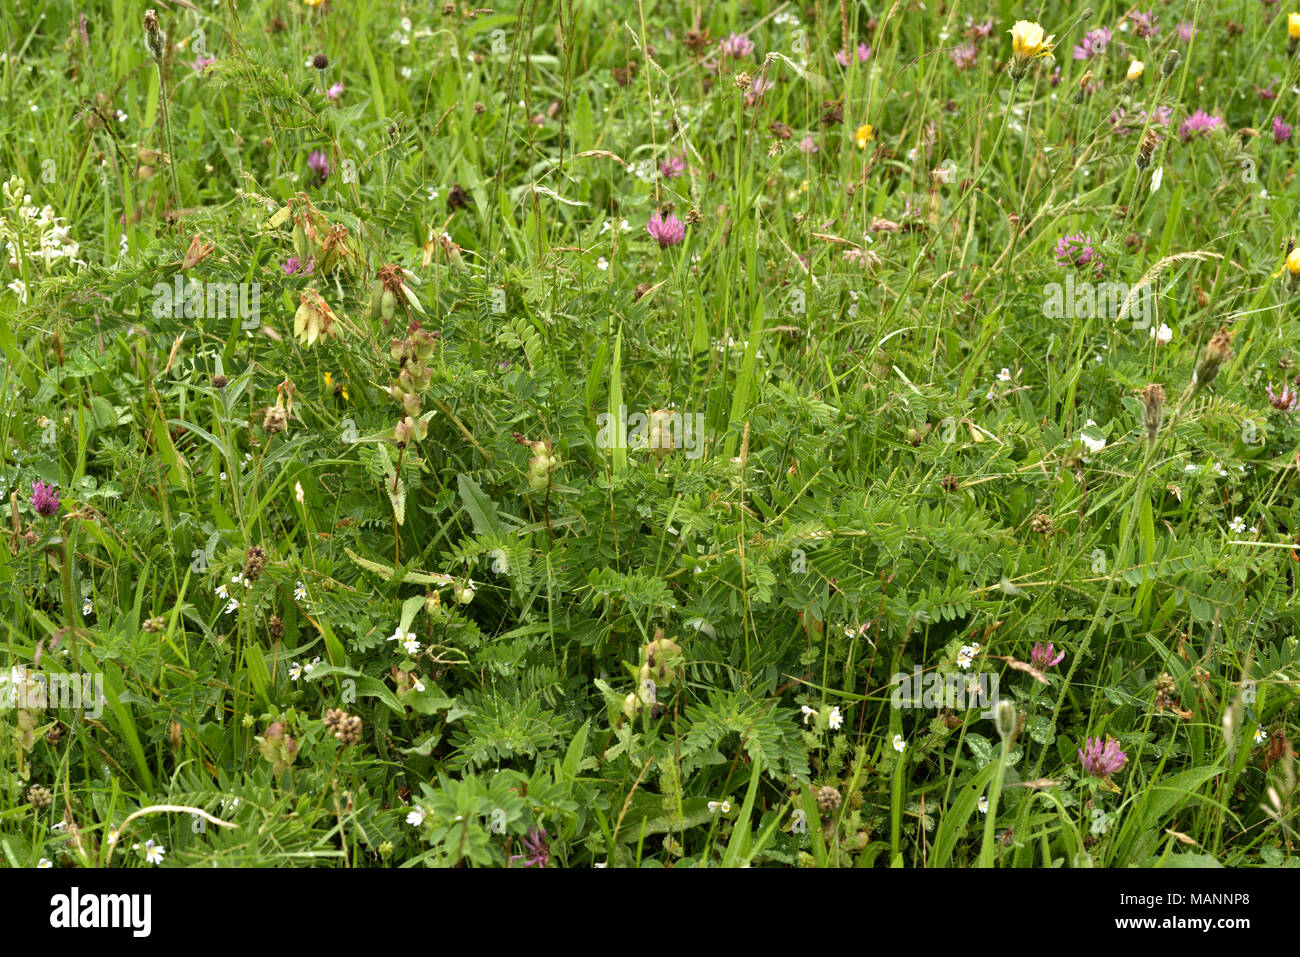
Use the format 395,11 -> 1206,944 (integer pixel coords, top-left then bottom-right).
0,0 -> 1297,868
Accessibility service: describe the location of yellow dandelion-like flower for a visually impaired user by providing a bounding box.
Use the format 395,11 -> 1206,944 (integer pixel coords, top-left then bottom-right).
1008,20 -> 1055,79
1290,13 -> 1300,39
1287,246 -> 1300,276
1126,60 -> 1144,82
855,124 -> 874,149
305,0 -> 324,7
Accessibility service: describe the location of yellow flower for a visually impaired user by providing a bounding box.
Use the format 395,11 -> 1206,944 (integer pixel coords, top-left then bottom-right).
1009,20 -> 1054,60
305,0 -> 324,6
1290,13 -> 1300,39
1127,60 -> 1144,82
1287,246 -> 1300,276
855,124 -> 874,148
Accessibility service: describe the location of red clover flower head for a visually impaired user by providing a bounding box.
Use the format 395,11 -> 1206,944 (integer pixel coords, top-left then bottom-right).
31,480 -> 60,517
1079,736 -> 1128,777
647,211 -> 685,248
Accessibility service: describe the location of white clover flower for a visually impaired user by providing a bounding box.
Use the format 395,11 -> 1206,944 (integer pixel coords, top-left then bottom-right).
892,734 -> 906,753
977,795 -> 988,814
828,706 -> 843,730
406,806 -> 426,827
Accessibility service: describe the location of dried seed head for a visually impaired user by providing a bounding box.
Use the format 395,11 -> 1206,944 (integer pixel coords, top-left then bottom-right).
242,545 -> 267,583
1193,328 -> 1233,391
1137,128 -> 1160,170
1030,513 -> 1053,535
816,785 -> 843,814
312,53 -> 329,70
28,785 -> 53,809
263,404 -> 288,434
268,614 -> 284,641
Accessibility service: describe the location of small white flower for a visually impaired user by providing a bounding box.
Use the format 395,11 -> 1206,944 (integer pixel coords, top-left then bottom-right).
215,583 -> 230,600
389,627 -> 416,645
708,800 -> 733,814
82,596 -> 93,617
997,368 -> 1011,382
1228,516 -> 1246,534
1150,166 -> 1163,192
294,480 -> 304,504
7,279 -> 27,303
143,839 -> 165,865
402,634 -> 421,656
412,677 -> 426,692
800,704 -> 816,725
977,795 -> 988,814
1150,323 -> 1172,344
596,256 -> 609,271
294,581 -> 307,602
1254,726 -> 1267,745
233,572 -> 251,589
892,734 -> 906,753
223,598 -> 239,615
400,66 -> 412,79
106,828 -> 120,845
827,706 -> 843,730
1213,462 -> 1228,478
1184,463 -> 1198,474
289,661 -> 303,681
50,821 -> 67,832
1080,432 -> 1105,454
116,110 -> 128,122
220,471 -> 227,480
406,806 -> 426,827
37,858 -> 53,868
304,656 -> 321,674
957,645 -> 975,669
594,861 -> 608,868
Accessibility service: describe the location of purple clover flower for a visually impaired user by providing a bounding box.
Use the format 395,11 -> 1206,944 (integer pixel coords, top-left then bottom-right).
1179,110 -> 1224,142
190,55 -> 216,73
797,135 -> 819,154
1079,736 -> 1128,777
950,43 -> 977,71
659,154 -> 686,178
282,256 -> 314,276
646,211 -> 685,248
1073,27 -> 1112,60
1177,21 -> 1196,43
835,43 -> 872,66
1130,11 -> 1158,39
307,150 -> 332,182
1274,116 -> 1293,144
1030,642 -> 1065,670
31,480 -> 60,518
719,33 -> 754,58
325,81 -> 344,101
1055,233 -> 1101,273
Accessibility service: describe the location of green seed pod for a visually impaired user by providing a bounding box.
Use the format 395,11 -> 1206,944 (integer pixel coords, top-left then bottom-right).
381,288 -> 397,321
369,281 -> 384,321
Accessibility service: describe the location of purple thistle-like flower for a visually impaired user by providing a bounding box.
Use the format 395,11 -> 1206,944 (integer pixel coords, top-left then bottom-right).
1179,110 -> 1224,142
510,826 -> 551,867
719,33 -> 754,58
659,154 -> 686,178
646,211 -> 685,248
1079,736 -> 1128,777
1030,642 -> 1065,670
1073,27 -> 1112,60
307,150 -> 332,182
1273,116 -> 1293,144
1267,382 -> 1298,412
835,43 -> 872,66
31,480 -> 60,518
